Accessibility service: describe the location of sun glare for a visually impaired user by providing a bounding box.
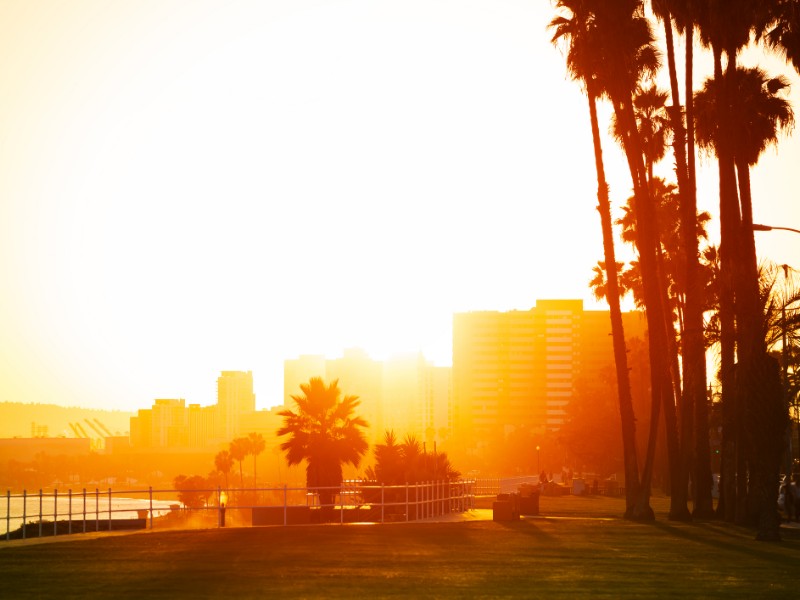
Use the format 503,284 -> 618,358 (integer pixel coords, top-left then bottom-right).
0,1 -> 798,411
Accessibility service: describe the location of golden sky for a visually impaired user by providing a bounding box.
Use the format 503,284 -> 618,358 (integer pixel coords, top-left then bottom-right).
0,0 -> 798,411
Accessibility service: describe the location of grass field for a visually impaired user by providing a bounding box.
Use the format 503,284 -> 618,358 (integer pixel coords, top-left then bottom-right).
2,494 -> 799,599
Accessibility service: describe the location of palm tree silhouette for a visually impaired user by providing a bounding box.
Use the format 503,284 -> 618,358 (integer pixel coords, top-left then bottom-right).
278,378 -> 368,514
760,1 -> 800,75
247,432 -> 266,489
214,449 -> 233,492
229,437 -> 249,491
372,430 -> 404,485
694,63 -> 793,537
650,0 -> 718,519
595,0 -> 693,522
549,0 -> 642,518
611,84 -> 670,186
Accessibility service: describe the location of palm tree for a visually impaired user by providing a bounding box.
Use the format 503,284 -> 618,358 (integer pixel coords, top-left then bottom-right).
214,449 -> 233,491
591,0 -> 691,522
247,432 -> 266,488
694,67 -> 794,243
695,65 -> 794,536
229,437 -> 249,490
696,0 -> 789,535
400,434 -> 424,483
758,0 -> 800,75
372,430 -> 404,485
278,378 -> 369,512
550,0 -> 642,517
628,2 -> 716,513
611,84 -> 671,187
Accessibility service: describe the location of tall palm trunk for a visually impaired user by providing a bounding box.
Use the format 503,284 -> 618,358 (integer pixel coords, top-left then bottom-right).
660,13 -> 695,520
721,49 -> 762,528
731,86 -> 784,542
711,44 -> 740,524
614,97 -> 682,520
587,89 -> 641,517
663,9 -> 714,519
685,17 -> 715,519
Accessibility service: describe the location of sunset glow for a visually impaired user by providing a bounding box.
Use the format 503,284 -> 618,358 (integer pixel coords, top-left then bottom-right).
1,0 -> 799,411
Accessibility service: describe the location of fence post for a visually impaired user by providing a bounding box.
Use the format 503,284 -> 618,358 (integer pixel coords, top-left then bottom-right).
108,488 -> 112,531
425,482 -> 429,520
82,488 -> 86,533
38,489 -> 43,538
405,483 -> 409,522
22,490 -> 27,539
149,487 -> 154,530
68,489 -> 72,535
381,484 -> 385,524
6,490 -> 10,540
54,489 -> 58,537
283,485 -> 287,527
95,488 -> 99,532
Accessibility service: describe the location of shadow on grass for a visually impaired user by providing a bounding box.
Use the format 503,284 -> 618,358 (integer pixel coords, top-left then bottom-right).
650,520 -> 800,567
494,519 -> 558,543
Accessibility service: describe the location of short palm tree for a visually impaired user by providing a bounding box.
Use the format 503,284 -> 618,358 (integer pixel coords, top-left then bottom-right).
278,378 -> 369,510
372,430 -> 404,485
247,432 -> 266,488
214,449 -> 233,491
229,437 -> 249,490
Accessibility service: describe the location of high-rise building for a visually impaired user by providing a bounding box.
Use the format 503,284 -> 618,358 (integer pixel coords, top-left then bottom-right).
283,355 -> 326,407
452,299 -> 646,455
326,348 -> 384,443
217,370 -> 255,441
188,403 -> 218,449
424,365 -> 452,446
129,371 -> 258,452
283,349 -> 452,446
130,399 -> 188,449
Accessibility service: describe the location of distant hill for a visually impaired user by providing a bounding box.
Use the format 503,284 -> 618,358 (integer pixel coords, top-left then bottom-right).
0,402 -> 132,439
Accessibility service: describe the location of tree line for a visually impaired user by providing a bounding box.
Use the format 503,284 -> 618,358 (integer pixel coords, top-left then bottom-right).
174,377 -> 460,510
550,0 -> 799,540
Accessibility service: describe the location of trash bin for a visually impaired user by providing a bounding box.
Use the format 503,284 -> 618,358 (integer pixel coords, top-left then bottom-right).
519,492 -> 539,516
518,484 -> 540,516
494,493 -> 520,521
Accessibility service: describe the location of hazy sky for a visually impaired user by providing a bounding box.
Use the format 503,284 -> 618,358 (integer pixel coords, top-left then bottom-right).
1,0 -> 798,411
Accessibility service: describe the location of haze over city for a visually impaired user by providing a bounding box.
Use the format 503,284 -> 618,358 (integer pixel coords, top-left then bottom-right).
1,0 -> 799,412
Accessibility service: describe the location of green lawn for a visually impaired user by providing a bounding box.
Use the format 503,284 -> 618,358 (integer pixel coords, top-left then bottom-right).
2,494 -> 798,599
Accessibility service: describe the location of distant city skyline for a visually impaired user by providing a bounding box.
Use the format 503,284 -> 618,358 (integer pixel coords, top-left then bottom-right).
1,1 -> 798,412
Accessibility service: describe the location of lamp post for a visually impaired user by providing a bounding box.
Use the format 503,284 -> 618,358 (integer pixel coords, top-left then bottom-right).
218,490 -> 227,527
536,445 -> 540,476
754,223 -> 800,235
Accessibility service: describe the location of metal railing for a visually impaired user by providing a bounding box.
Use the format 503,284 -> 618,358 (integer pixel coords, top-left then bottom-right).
3,479 -> 475,541
473,475 -> 540,496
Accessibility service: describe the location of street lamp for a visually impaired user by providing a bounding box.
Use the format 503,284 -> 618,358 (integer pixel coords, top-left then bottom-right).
218,490 -> 227,527
754,223 -> 800,235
